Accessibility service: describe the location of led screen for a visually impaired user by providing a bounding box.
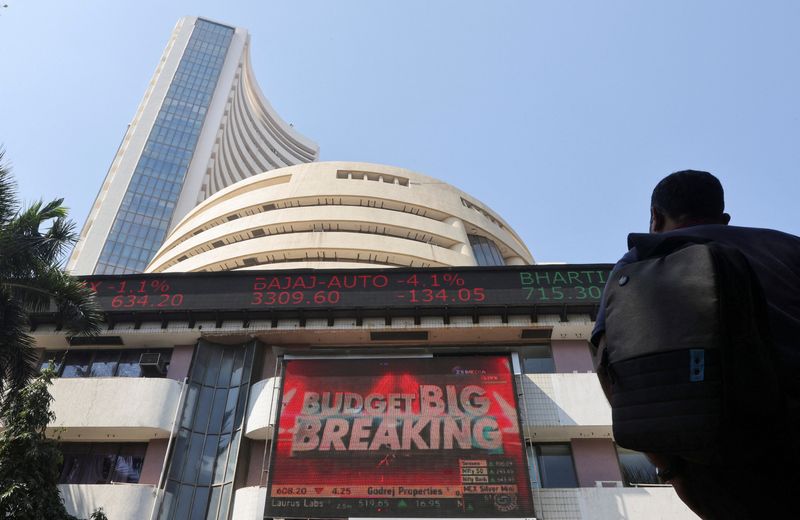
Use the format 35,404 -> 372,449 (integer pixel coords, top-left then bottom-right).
266,356 -> 534,518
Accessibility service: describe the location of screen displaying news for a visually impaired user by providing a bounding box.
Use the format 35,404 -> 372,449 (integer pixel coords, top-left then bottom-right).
266,356 -> 534,518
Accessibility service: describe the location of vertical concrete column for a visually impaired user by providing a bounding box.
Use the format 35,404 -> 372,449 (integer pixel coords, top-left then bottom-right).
139,438 -> 170,485
260,345 -> 278,380
571,438 -> 622,487
444,217 -> 476,262
552,340 -> 594,373
167,344 -> 195,380
245,439 -> 268,487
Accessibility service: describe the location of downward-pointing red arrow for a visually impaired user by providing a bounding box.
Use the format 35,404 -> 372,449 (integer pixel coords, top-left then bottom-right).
315,488 -> 324,494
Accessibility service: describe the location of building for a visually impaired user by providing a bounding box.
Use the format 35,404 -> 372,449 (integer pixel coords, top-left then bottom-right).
33,263 -> 697,520
145,162 -> 533,273
37,162 -> 694,519
46,16 -> 698,520
67,16 -> 319,276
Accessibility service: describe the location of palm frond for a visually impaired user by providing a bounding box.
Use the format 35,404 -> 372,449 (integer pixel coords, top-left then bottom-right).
0,150 -> 18,227
50,269 -> 102,336
0,292 -> 39,411
42,216 -> 77,265
0,150 -> 101,408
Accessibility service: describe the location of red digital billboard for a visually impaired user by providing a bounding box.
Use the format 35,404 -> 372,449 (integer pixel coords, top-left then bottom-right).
266,356 -> 534,518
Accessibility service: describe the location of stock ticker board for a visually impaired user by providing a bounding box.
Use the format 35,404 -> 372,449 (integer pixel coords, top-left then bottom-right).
266,356 -> 534,518
80,265 -> 612,314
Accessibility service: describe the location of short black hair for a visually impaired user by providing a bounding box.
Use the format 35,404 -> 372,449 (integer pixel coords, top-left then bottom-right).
651,170 -> 725,220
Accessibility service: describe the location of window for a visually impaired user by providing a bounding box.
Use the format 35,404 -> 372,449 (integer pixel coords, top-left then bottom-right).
468,234 -> 505,266
533,444 -> 578,488
158,341 -> 255,520
617,447 -> 660,485
59,443 -> 147,484
40,349 -> 172,378
60,350 -> 91,378
521,344 -> 555,373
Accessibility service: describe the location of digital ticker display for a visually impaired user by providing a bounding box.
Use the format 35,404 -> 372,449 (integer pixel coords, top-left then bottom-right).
80,265 -> 611,313
266,356 -> 534,518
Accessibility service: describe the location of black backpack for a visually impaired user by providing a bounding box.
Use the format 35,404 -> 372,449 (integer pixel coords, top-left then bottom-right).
597,233 -> 784,465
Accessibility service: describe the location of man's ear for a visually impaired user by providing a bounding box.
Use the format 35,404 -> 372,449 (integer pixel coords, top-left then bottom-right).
720,213 -> 731,225
649,207 -> 665,233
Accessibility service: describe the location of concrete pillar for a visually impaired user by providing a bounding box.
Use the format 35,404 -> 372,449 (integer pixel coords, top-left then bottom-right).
444,217 -> 476,261
167,344 -> 195,380
571,438 -> 622,487
245,440 -> 267,487
552,340 -> 594,373
139,438 -> 169,485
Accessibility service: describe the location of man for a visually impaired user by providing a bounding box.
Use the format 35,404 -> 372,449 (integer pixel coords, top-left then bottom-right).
591,170 -> 800,519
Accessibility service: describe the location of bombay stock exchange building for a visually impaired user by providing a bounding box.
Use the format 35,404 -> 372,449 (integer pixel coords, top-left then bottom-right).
40,16 -> 699,520
67,16 -> 319,276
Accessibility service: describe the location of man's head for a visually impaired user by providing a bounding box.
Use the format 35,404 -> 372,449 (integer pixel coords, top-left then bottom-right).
650,170 -> 731,233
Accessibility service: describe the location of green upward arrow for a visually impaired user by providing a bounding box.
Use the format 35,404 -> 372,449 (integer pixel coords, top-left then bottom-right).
398,500 -> 408,508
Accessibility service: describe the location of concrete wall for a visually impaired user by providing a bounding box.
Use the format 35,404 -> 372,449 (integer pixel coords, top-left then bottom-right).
534,487 -> 697,520
244,377 -> 279,439
60,484 -> 156,520
139,438 -> 169,485
522,373 -> 612,441
553,340 -> 594,373
571,438 -> 623,487
166,344 -> 195,380
245,440 -> 267,487
231,486 -> 267,519
49,377 -> 183,441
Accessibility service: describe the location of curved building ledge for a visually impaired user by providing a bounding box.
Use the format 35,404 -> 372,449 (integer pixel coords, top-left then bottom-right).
157,231 -> 472,272
49,378 -> 182,441
148,162 -> 533,273
60,484 -> 157,520
231,486 -> 267,519
523,373 -> 613,442
244,377 -> 279,440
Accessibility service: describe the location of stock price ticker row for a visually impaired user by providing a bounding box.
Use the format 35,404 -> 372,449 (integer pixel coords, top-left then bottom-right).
80,265 -> 612,313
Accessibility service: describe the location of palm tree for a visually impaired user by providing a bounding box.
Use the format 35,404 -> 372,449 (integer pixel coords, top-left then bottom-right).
0,150 -> 101,408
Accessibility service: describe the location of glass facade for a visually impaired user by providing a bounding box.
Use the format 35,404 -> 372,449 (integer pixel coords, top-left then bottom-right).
468,234 -> 506,266
158,340 -> 255,520
95,19 -> 234,274
39,349 -> 172,378
59,442 -> 147,484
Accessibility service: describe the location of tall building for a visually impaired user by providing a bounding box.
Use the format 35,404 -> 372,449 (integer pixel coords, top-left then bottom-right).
67,16 -> 318,276
37,16 -> 698,520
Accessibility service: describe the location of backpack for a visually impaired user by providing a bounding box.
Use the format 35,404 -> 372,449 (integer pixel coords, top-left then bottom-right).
598,233 -> 784,465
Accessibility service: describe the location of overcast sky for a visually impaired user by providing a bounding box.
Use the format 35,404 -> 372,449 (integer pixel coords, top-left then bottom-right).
2,1 -> 798,264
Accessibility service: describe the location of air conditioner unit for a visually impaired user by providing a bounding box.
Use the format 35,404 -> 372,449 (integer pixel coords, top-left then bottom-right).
139,352 -> 167,377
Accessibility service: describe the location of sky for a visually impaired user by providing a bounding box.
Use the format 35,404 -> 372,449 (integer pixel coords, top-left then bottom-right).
1,1 -> 798,264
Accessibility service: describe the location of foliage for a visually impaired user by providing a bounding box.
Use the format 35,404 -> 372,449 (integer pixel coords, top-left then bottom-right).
0,149 -> 101,409
90,508 -> 108,520
0,150 -> 105,518
0,367 -> 78,519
